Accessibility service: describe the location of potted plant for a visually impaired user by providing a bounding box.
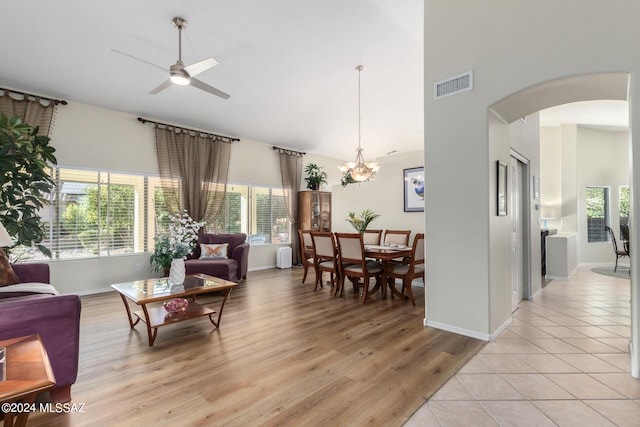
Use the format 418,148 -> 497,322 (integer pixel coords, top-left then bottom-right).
0,113 -> 57,258
150,210 -> 205,280
304,163 -> 328,190
346,209 -> 380,234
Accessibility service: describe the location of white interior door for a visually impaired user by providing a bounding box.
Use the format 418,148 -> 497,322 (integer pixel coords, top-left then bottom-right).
511,156 -> 525,311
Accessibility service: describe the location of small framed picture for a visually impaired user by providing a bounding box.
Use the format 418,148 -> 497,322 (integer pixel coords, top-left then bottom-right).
497,161 -> 507,216
403,167 -> 424,212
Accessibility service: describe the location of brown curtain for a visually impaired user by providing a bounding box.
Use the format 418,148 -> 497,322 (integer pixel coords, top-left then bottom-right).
0,90 -> 57,136
154,125 -> 232,229
276,148 -> 303,265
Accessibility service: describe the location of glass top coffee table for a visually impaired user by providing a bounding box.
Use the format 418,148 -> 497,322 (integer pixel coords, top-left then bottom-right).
111,274 -> 238,346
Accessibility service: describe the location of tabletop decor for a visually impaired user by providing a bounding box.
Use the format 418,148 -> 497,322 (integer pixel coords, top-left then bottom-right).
150,210 -> 205,284
163,297 -> 189,313
346,209 -> 380,234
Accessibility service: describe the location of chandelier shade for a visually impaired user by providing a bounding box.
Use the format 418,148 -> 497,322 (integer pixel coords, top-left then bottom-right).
339,65 -> 379,183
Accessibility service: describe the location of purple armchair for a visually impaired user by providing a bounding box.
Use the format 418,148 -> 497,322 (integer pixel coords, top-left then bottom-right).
0,263 -> 81,403
185,233 -> 249,282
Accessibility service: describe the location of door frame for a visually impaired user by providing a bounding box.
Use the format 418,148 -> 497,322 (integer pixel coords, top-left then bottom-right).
510,149 -> 532,302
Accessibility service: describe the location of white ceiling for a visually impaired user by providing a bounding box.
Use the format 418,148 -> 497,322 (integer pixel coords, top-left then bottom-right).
0,0 -> 424,161
539,100 -> 629,130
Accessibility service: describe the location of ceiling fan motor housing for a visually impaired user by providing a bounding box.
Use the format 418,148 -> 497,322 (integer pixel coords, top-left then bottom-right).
170,62 -> 190,85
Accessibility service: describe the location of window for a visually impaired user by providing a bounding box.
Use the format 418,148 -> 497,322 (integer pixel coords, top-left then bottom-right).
586,186 -> 609,243
619,185 -> 630,227
14,167 -> 290,261
255,187 -> 289,245
14,168 -> 150,261
209,185 -> 290,245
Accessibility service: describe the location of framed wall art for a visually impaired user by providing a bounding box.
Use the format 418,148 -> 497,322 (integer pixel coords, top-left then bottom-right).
403,167 -> 424,212
497,160 -> 507,216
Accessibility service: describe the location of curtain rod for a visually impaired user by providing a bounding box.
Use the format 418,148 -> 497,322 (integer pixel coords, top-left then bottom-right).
1,87 -> 67,105
273,146 -> 306,156
137,117 -> 240,142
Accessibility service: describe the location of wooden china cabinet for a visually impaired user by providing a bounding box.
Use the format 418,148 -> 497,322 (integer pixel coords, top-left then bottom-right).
298,191 -> 331,232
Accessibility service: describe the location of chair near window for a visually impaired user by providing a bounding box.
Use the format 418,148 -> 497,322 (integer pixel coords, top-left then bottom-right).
605,226 -> 629,272
335,232 -> 383,302
387,233 -> 424,306
620,224 -> 630,254
363,229 -> 382,245
310,232 -> 340,292
298,229 -> 315,284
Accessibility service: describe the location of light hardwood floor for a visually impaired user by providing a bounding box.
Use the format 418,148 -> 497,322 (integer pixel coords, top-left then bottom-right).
28,267 -> 483,427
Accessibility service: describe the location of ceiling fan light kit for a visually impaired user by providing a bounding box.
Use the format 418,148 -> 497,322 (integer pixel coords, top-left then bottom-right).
339,65 -> 379,183
169,63 -> 191,86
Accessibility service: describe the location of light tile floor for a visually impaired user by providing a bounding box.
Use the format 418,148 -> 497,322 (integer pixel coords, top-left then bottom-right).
405,265 -> 640,426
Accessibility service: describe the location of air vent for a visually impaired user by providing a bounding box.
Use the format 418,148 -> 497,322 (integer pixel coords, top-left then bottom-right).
434,71 -> 473,99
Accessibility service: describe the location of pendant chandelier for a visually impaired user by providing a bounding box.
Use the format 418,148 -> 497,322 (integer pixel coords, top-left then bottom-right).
338,65 -> 379,183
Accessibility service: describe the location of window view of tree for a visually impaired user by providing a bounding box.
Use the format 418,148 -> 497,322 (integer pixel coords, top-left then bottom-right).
59,182 -> 136,255
586,186 -> 609,243
16,167 -> 288,261
619,185 -> 630,227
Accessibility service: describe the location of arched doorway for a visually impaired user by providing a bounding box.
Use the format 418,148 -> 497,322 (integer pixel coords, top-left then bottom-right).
488,73 -> 637,378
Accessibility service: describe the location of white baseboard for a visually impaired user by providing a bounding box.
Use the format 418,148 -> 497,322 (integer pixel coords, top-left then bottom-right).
490,317 -> 513,341
424,318 -> 491,341
77,287 -> 112,296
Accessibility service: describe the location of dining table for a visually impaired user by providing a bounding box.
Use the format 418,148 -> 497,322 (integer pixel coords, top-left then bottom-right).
364,244 -> 413,299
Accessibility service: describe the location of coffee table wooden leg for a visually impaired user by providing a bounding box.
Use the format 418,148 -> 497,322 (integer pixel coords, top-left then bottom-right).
208,289 -> 233,328
117,292 -> 140,329
3,395 -> 36,427
140,304 -> 158,346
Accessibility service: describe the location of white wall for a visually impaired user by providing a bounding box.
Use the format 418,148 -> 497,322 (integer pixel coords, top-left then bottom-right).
540,127 -> 563,231
540,125 -> 630,263
487,111 -> 541,335
577,127 -> 629,263
40,101 -> 343,294
331,151 -> 425,238
424,0 -> 640,371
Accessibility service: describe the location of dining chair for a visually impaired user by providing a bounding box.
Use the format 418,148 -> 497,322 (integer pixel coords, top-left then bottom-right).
298,229 -> 315,284
605,226 -> 629,272
383,230 -> 411,246
363,229 -> 382,245
335,232 -> 383,302
310,231 -> 340,292
383,229 -> 411,264
387,233 -> 424,306
620,224 -> 630,254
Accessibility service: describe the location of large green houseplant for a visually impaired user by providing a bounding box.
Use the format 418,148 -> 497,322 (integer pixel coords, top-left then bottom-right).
0,113 -> 57,257
304,163 -> 328,190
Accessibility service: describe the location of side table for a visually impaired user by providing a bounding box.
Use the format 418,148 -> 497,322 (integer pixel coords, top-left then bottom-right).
0,334 -> 55,427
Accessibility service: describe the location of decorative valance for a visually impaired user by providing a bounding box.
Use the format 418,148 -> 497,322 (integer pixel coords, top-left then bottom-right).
0,88 -> 67,136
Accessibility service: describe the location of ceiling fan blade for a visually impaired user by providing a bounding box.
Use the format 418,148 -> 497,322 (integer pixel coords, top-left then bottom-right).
184,57 -> 219,78
110,49 -> 167,73
190,78 -> 230,100
149,79 -> 173,94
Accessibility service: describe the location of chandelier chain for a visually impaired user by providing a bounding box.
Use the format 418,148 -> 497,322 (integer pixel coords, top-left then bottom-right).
357,65 -> 362,151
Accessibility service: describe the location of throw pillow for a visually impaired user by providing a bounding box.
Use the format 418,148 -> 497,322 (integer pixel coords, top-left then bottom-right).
0,251 -> 19,287
199,243 -> 229,259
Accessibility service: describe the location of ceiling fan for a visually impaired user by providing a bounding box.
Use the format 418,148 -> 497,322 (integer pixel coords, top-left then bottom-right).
112,17 -> 230,99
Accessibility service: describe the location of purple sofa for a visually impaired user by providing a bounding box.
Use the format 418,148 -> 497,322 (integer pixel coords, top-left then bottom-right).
185,233 -> 249,282
0,263 -> 81,403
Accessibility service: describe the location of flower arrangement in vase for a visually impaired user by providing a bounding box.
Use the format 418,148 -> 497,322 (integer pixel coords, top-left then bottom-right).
150,210 -> 205,282
346,209 -> 380,233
